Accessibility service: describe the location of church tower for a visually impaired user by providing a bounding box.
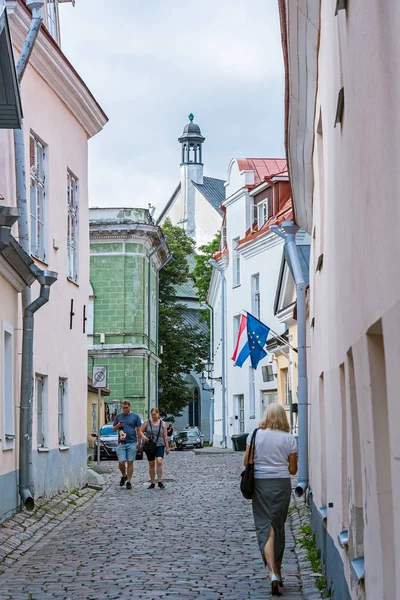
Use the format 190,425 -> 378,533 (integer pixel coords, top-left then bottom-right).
178,114 -> 205,239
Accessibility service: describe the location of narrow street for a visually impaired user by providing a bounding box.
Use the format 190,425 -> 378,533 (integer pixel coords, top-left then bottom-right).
0,452 -> 319,600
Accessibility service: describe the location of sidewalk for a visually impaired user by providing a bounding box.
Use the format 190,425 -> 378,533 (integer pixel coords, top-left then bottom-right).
0,452 -> 326,599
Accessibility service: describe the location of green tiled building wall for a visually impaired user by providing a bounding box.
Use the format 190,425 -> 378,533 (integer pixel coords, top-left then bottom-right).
89,240 -> 158,419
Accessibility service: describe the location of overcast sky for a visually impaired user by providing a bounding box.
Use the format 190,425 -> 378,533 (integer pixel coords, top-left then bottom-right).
60,1 -> 285,217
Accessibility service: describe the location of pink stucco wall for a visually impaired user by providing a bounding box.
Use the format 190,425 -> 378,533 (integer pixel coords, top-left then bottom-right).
308,1 -> 400,598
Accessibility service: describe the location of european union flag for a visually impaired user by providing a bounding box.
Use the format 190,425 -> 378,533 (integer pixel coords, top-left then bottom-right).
246,312 -> 270,369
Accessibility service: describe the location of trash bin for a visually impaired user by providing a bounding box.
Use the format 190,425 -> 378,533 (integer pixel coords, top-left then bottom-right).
231,433 -> 248,451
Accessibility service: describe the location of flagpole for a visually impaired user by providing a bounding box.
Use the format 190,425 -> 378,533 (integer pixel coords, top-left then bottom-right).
243,311 -> 298,353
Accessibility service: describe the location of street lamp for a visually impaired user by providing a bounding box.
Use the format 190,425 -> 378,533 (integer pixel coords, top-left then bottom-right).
208,258 -> 227,448
199,373 -> 207,385
205,359 -> 213,374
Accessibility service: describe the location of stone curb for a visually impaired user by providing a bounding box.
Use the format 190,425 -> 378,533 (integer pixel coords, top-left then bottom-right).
289,489 -> 327,600
0,476 -> 106,576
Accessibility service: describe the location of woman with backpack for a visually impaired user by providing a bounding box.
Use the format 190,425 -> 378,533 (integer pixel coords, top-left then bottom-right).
141,407 -> 169,489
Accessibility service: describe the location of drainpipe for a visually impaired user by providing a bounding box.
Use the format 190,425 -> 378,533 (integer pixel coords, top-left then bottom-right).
14,0 -> 44,253
271,221 -> 308,496
209,260 -> 226,448
19,268 -> 57,510
16,1 -> 44,83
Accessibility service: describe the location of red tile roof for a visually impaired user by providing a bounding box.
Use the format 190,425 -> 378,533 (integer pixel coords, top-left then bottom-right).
236,158 -> 287,186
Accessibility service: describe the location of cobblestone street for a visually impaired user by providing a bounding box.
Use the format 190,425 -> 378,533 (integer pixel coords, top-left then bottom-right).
0,451 -> 323,600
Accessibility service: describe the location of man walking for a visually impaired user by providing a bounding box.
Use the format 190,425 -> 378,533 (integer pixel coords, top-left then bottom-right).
112,401 -> 143,489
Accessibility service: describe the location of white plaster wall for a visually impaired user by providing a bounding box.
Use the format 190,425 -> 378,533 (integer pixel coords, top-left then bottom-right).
194,188 -> 222,248
210,179 -> 285,446
165,188 -> 184,227
307,1 -> 400,598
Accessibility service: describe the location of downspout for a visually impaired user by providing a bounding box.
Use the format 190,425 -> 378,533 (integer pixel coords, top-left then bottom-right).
14,0 -> 44,253
19,268 -> 57,510
271,221 -> 308,496
14,0 -> 46,510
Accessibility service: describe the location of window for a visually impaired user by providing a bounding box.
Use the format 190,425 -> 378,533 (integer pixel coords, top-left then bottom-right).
233,314 -> 241,347
30,134 -> 47,261
258,201 -> 269,226
283,369 -> 291,408
252,274 -> 260,319
67,171 -> 79,282
261,390 -> 278,407
2,322 -> 14,449
233,238 -> 240,286
58,379 -> 67,446
45,1 -> 59,42
238,395 -> 244,433
36,375 -> 47,447
255,187 -> 273,227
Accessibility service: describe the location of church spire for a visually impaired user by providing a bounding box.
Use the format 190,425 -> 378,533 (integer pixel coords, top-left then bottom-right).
178,114 -> 205,165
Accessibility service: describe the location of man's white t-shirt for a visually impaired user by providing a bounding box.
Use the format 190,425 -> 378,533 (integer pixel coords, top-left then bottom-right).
246,428 -> 297,479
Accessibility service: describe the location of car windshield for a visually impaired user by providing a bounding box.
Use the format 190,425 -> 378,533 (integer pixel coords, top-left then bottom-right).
100,425 -> 115,436
179,431 -> 198,438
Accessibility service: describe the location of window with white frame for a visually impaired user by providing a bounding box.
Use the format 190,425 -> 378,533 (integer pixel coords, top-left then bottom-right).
30,133 -> 47,261
283,369 -> 291,408
261,390 -> 278,408
45,1 -> 60,43
257,201 -> 269,227
233,238 -> 240,286
67,170 -> 79,282
252,274 -> 260,319
58,378 -> 67,446
233,314 -> 241,347
36,375 -> 48,447
2,322 -> 14,449
238,395 -> 245,433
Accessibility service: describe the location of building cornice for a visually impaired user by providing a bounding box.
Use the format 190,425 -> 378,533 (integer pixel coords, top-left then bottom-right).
239,230 -> 283,259
7,1 -> 108,138
276,303 -> 296,326
222,187 -> 248,208
88,344 -> 162,363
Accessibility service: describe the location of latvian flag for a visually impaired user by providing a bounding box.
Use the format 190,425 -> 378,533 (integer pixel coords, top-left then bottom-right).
231,314 -> 250,367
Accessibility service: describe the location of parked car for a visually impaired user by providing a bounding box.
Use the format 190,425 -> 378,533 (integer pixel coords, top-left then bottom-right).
175,427 -> 204,450
92,424 -> 143,460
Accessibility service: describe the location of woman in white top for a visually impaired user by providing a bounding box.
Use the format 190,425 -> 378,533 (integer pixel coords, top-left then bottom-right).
244,403 -> 297,597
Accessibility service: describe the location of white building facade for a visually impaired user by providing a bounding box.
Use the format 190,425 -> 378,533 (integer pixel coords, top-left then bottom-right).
208,158 -> 293,447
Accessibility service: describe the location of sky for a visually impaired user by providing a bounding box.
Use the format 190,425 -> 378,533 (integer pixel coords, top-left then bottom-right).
60,1 -> 285,218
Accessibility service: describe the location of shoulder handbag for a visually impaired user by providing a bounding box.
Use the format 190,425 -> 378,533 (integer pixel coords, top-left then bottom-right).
144,420 -> 162,460
240,428 -> 258,500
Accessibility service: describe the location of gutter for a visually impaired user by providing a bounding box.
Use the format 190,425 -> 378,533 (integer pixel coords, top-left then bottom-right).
271,221 -> 309,496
